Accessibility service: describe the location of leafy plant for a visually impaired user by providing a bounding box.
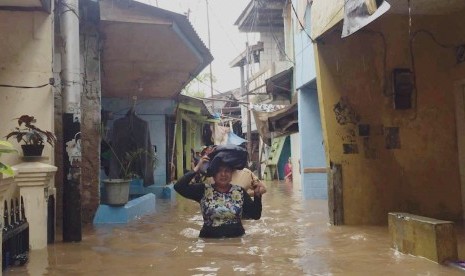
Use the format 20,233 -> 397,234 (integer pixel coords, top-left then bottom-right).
5,115 -> 56,147
0,140 -> 17,176
100,122 -> 158,180
117,148 -> 158,180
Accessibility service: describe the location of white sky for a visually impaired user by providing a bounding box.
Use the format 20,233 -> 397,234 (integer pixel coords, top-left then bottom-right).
138,0 -> 259,94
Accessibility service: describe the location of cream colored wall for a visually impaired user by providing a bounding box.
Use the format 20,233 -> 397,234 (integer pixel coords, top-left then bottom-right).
290,133 -> 301,189
0,11 -> 54,167
314,11 -> 465,224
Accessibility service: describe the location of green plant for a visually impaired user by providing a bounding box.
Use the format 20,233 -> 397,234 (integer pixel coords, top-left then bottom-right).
5,115 -> 56,146
0,140 -> 17,176
102,138 -> 158,180
117,148 -> 158,180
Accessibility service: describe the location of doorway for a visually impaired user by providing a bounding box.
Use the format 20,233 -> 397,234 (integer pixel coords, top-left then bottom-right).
455,80 -> 465,220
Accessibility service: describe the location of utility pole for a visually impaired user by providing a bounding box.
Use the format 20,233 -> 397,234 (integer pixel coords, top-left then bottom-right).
60,0 -> 82,242
205,0 -> 214,112
245,42 -> 252,160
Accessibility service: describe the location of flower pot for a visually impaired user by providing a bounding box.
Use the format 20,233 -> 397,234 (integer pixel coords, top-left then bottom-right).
21,145 -> 44,157
102,179 -> 131,206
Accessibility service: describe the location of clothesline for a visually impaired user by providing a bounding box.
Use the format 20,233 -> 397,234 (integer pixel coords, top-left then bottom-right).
192,96 -> 248,105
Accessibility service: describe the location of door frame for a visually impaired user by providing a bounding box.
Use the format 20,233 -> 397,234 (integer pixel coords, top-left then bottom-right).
454,79 -> 465,220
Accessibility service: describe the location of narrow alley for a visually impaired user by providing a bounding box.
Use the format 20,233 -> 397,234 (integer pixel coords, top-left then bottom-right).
5,180 -> 463,275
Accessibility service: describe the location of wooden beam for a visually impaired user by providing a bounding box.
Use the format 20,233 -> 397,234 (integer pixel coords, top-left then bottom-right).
178,103 -> 201,114
303,167 -> 327,173
328,164 -> 343,225
190,114 -> 208,122
181,112 -> 209,124
185,120 -> 192,171
175,113 -> 184,179
180,112 -> 194,124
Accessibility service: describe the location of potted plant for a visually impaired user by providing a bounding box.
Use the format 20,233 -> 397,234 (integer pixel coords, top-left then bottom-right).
0,140 -> 17,176
102,144 -> 158,206
5,115 -> 56,157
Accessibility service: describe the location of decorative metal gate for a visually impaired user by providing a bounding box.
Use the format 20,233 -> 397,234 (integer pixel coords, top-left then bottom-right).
2,196 -> 29,270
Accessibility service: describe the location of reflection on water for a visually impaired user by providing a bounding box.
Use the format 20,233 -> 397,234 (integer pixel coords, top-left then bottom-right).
5,181 -> 464,275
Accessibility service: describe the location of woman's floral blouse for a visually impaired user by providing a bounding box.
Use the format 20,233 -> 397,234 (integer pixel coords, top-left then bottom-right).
174,171 -> 262,238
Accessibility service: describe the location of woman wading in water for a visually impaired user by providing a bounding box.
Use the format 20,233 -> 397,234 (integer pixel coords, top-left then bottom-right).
174,147 -> 262,238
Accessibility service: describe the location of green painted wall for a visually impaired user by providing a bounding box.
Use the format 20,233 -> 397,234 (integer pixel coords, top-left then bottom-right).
278,136 -> 291,180
314,11 -> 465,224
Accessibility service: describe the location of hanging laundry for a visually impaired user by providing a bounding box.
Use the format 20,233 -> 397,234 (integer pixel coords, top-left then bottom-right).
109,109 -> 155,186
227,132 -> 247,146
213,124 -> 230,145
202,124 -> 214,146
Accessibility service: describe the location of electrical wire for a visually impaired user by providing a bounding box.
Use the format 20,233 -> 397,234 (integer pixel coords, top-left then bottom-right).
407,28 -> 458,120
266,8 -> 294,65
357,29 -> 390,97
250,0 -> 260,33
290,0 -> 315,43
208,4 -> 241,53
59,0 -> 80,20
190,74 -> 230,96
314,0 -> 353,42
411,29 -> 458,49
0,82 -> 50,89
245,0 -> 260,78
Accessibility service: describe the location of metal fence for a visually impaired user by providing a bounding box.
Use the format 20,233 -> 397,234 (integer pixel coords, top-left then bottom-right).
2,196 -> 29,270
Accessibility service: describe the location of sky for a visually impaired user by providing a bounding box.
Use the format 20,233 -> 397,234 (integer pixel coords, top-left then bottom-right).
138,0 -> 259,94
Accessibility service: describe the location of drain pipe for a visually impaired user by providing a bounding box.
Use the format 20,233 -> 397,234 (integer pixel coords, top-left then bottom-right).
59,0 -> 82,242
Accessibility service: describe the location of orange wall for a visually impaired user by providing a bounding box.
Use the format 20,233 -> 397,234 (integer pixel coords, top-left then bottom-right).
314,10 -> 465,224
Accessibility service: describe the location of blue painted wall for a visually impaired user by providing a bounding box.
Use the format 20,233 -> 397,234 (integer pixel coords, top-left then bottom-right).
292,1 -> 327,199
293,1 -> 316,89
102,98 -> 176,186
298,85 -> 327,199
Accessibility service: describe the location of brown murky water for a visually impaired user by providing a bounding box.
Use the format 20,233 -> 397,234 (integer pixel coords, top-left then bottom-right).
5,180 -> 464,275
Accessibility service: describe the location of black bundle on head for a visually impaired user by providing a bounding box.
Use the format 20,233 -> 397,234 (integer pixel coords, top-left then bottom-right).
205,144 -> 248,177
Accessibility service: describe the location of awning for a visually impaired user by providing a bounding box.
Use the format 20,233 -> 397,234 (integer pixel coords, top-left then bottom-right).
265,67 -> 293,96
252,103 -> 298,145
99,0 -> 213,99
268,103 -> 298,136
176,95 -> 213,118
0,0 -> 51,12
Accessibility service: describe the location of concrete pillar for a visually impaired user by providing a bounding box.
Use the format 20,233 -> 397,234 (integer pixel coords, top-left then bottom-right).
60,0 -> 82,242
12,162 -> 57,250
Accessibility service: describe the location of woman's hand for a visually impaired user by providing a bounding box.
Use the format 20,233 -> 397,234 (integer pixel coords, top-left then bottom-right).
193,155 -> 210,173
252,180 -> 266,197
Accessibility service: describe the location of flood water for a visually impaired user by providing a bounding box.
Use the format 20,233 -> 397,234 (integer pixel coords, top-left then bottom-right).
5,180 -> 465,275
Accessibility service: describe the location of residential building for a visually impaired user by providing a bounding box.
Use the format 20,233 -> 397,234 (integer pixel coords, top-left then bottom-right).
311,0 -> 465,224
232,0 -> 297,180
292,0 -> 328,199
0,0 -> 211,268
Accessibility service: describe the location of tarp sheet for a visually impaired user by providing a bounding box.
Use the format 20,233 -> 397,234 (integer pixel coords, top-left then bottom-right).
341,0 -> 391,38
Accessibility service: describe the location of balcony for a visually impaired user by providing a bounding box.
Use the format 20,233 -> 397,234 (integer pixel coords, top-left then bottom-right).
248,61 -> 292,96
